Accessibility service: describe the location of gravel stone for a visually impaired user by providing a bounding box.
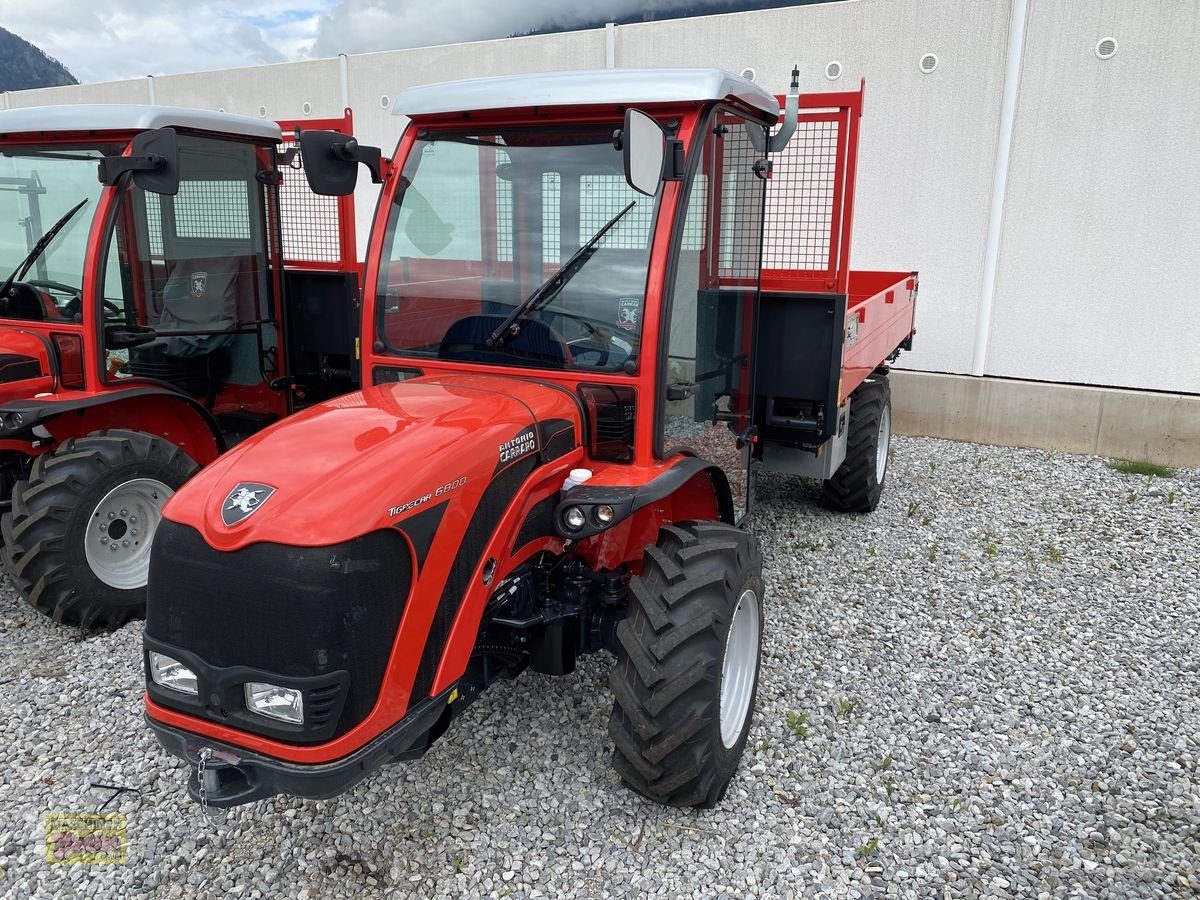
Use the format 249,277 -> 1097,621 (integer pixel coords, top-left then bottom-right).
0,437 -> 1196,898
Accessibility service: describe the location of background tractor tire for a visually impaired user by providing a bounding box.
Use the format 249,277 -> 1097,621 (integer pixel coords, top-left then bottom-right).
1,430 -> 197,629
609,521 -> 764,808
823,374 -> 892,513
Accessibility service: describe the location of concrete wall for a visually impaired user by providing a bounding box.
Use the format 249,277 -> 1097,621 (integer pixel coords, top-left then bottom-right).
892,371 -> 1200,469
616,0 -> 1009,379
4,0 -> 1197,401
986,0 -> 1200,395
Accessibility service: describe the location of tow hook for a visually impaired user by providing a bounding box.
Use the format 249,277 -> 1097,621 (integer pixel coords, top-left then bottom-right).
193,746 -> 241,822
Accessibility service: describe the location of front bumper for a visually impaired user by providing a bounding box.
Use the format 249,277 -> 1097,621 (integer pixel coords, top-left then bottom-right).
146,689 -> 453,808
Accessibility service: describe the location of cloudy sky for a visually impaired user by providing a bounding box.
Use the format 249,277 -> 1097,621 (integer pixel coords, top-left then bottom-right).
0,0 -> 736,84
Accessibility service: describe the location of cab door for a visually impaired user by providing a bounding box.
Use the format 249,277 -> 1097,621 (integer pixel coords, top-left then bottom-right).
658,108 -> 769,522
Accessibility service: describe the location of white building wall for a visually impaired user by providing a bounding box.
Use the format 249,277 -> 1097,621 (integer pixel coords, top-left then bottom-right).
986,0 -> 1200,394
615,0 -> 1010,379
4,0 -> 1196,395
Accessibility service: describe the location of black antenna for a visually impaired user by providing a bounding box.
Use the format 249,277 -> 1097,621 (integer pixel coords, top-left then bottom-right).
790,65 -> 800,92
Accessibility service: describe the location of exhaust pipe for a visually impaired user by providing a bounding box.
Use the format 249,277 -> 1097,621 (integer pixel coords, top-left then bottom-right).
748,65 -> 800,154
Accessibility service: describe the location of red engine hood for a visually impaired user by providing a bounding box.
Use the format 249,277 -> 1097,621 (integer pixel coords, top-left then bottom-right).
163,373 -> 582,551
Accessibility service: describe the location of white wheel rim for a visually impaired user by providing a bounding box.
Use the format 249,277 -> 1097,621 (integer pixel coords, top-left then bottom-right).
83,478 -> 173,590
875,404 -> 891,484
719,588 -> 761,749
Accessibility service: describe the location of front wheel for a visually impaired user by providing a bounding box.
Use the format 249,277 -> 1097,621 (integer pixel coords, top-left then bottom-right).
609,521 -> 764,808
1,430 -> 198,628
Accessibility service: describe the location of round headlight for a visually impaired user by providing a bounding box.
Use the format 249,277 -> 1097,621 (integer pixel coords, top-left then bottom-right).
564,507 -> 586,531
595,504 -> 615,525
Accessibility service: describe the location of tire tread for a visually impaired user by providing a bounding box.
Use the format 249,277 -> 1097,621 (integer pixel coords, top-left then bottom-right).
608,521 -> 763,808
0,429 -> 197,629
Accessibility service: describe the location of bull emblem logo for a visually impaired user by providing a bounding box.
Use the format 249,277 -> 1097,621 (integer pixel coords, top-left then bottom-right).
190,272 -> 208,299
221,482 -> 276,526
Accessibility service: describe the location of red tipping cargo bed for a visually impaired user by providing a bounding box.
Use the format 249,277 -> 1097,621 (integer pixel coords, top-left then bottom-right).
753,85 -> 917,451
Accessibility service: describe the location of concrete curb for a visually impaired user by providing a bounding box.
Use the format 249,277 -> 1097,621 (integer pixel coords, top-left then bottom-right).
890,370 -> 1200,469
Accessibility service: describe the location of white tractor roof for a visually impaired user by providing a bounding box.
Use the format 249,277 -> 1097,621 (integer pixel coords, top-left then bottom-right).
391,68 -> 780,122
0,104 -> 282,142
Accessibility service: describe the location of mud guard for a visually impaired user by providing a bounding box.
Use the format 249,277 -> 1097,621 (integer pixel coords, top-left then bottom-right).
552,456 -> 734,541
0,386 -> 226,465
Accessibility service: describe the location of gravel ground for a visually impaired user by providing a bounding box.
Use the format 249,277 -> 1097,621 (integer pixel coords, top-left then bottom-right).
0,436 -> 1197,899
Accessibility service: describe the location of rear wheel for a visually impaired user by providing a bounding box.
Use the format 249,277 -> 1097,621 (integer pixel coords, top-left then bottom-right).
823,374 -> 891,513
1,430 -> 197,628
609,521 -> 763,808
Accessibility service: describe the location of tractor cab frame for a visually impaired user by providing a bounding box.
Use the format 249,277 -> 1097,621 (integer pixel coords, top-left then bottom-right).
143,68 -> 917,810
0,105 -> 361,627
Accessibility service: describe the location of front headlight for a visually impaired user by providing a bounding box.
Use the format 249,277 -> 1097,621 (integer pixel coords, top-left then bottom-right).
148,651 -> 198,695
244,682 -> 304,724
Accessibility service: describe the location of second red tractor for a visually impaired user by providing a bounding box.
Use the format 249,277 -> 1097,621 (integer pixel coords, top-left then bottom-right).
0,107 -> 360,627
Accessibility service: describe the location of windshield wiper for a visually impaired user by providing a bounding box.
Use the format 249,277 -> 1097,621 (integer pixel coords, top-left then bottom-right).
0,198 -> 88,299
488,200 -> 636,348
1,150 -> 100,162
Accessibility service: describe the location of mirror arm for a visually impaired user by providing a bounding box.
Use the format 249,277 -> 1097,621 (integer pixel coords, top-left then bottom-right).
332,139 -> 385,184
97,154 -> 165,186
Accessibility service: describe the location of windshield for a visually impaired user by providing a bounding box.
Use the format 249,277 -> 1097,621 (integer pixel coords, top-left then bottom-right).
0,147 -> 110,320
375,124 -> 660,373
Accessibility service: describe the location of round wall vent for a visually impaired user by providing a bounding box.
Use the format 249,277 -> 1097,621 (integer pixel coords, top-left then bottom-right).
741,67 -> 756,82
1095,38 -> 1118,60
825,60 -> 843,81
379,94 -> 391,110
217,107 -> 225,113
919,53 -> 939,74
301,101 -> 312,116
258,105 -> 267,118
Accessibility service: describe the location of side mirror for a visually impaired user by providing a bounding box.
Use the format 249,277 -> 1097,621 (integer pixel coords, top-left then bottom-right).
97,128 -> 180,195
620,109 -> 667,197
299,131 -> 384,196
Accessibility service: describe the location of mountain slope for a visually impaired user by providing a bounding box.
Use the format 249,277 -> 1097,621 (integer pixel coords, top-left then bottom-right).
0,28 -> 78,91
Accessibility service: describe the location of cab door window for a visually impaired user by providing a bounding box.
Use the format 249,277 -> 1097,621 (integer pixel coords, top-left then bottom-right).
100,136 -> 271,395
660,111 -> 768,521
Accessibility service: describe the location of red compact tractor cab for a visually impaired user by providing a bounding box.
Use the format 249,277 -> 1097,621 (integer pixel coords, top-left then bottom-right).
0,106 -> 361,627
144,68 -> 917,810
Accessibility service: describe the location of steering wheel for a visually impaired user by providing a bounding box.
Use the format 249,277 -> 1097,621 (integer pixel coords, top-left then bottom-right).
24,281 -> 123,322
543,306 -> 636,369
25,279 -> 84,320
26,278 -> 80,298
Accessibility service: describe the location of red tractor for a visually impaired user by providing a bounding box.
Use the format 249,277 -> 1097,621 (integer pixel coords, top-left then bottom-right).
0,106 -> 361,628
143,68 -> 917,809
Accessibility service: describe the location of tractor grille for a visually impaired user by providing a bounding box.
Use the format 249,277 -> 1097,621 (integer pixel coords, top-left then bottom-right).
145,520 -> 412,743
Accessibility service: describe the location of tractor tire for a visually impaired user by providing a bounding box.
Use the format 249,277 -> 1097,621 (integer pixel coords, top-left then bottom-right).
823,374 -> 891,513
609,521 -> 764,808
1,430 -> 198,629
